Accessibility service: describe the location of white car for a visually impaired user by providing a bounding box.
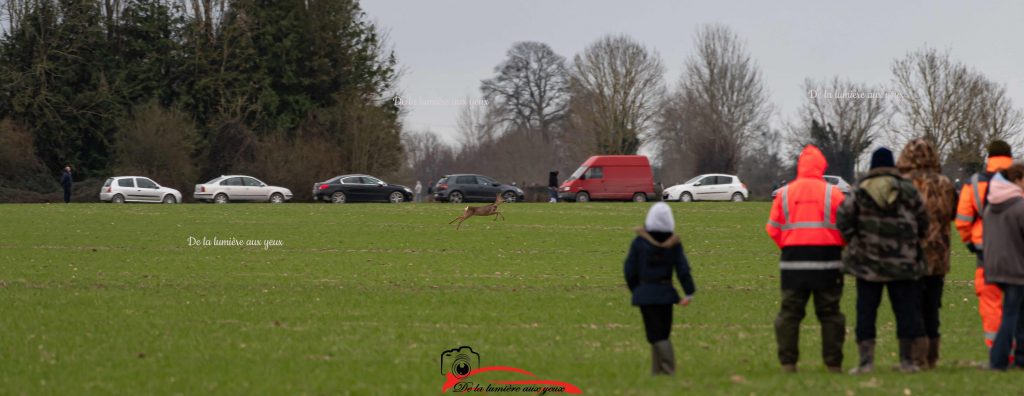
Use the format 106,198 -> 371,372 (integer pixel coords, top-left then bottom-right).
771,175 -> 852,199
194,175 -> 293,203
100,176 -> 182,204
663,174 -> 749,202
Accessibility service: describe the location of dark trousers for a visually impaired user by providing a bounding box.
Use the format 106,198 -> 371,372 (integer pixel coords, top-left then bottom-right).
855,278 -> 924,341
63,188 -> 71,203
991,284 -> 1024,369
775,286 -> 845,366
640,305 -> 673,343
920,275 -> 944,338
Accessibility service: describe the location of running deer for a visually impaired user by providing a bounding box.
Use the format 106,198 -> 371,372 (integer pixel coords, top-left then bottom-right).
449,193 -> 505,230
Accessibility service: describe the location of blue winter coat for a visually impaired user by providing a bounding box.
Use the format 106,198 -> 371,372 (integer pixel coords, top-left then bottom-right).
624,228 -> 696,306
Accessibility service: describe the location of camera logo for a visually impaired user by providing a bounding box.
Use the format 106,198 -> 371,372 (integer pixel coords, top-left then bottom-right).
441,346 -> 480,379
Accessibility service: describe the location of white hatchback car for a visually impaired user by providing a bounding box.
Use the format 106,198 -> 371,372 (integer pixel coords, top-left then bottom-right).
663,174 -> 749,202
100,176 -> 182,204
194,175 -> 293,203
771,175 -> 853,199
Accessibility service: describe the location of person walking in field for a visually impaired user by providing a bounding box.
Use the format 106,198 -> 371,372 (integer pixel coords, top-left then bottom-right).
765,145 -> 847,373
548,171 -> 559,203
896,139 -> 958,369
414,181 -> 423,203
983,164 -> 1024,370
838,148 -> 930,374
60,165 -> 73,203
956,141 -> 1014,351
623,202 -> 696,375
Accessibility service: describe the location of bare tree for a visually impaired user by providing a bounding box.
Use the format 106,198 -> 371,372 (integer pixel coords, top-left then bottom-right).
658,25 -> 772,175
890,47 -> 1023,173
402,129 -> 457,186
480,41 -> 569,141
568,34 -> 665,155
455,99 -> 500,152
788,77 -> 888,180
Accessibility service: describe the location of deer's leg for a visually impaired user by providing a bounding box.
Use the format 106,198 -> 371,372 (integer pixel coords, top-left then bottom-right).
448,216 -> 463,224
497,211 -> 505,221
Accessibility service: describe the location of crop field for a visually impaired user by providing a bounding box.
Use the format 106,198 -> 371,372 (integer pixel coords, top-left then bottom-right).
0,202 -> 1016,395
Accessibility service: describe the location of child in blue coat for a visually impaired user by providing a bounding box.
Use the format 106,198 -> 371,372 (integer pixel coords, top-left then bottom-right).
624,202 -> 696,375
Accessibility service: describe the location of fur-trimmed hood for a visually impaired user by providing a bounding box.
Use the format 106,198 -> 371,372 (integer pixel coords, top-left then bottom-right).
634,227 -> 680,248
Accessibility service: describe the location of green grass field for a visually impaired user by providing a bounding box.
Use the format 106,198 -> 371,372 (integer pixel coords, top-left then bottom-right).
0,202 -> 1018,395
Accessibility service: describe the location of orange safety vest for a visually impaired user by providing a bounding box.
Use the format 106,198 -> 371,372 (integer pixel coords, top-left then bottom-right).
955,156 -> 1014,249
766,145 -> 846,250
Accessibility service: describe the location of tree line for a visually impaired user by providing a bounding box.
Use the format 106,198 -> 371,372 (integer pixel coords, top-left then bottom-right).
1,5 -> 1020,201
0,0 -> 401,201
404,25 -> 1023,198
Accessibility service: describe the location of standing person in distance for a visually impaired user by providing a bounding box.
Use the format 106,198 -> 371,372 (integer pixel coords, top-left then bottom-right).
983,164 -> 1024,370
548,171 -> 559,203
896,139 -> 957,369
414,180 -> 423,203
765,145 -> 847,373
60,165 -> 73,203
839,148 -> 929,374
955,141 -> 1015,350
623,202 -> 696,375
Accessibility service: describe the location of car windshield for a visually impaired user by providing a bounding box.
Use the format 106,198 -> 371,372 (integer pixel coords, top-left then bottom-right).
568,166 -> 587,180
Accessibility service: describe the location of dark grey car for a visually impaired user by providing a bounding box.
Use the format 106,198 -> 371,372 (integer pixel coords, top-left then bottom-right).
434,174 -> 526,203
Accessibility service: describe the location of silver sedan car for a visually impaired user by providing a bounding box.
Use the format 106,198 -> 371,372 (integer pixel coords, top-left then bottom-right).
100,176 -> 182,203
194,175 -> 293,203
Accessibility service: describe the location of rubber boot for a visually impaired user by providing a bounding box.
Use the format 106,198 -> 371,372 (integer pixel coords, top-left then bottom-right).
911,337 -> 929,369
897,338 -> 920,373
652,340 -> 675,375
849,339 -> 875,374
927,337 -> 940,369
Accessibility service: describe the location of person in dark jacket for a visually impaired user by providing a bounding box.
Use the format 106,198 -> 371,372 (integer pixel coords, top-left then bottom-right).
983,164 -> 1024,370
60,166 -> 73,203
837,148 -> 929,374
548,171 -> 559,203
623,202 -> 696,375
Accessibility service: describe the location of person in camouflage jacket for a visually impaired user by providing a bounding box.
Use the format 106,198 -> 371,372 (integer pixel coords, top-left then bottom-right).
837,148 -> 929,374
896,138 -> 957,369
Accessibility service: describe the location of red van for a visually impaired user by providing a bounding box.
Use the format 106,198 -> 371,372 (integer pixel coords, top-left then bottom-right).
558,155 -> 655,202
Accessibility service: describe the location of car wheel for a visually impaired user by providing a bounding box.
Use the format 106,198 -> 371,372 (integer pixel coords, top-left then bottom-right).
162,195 -> 176,204
731,192 -> 745,202
270,193 -> 285,204
502,191 -> 517,203
680,192 -> 692,202
214,193 -> 229,204
632,193 -> 647,202
331,192 -> 346,204
389,191 -> 405,203
112,194 -> 125,204
449,191 -> 464,203
576,192 -> 590,203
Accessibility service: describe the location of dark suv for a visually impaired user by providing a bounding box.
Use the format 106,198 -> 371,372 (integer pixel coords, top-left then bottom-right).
434,174 -> 526,203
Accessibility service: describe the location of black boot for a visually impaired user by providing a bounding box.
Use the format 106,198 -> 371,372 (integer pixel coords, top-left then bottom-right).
849,339 -> 875,374
652,340 -> 675,375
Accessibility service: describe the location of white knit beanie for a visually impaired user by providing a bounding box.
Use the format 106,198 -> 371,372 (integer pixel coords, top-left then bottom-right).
644,202 -> 675,232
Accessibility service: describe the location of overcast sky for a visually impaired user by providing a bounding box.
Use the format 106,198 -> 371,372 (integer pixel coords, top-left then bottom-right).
363,0 -> 1024,145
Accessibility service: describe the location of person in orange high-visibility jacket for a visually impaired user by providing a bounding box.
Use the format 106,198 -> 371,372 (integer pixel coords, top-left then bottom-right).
956,140 -> 1014,349
766,145 -> 847,373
